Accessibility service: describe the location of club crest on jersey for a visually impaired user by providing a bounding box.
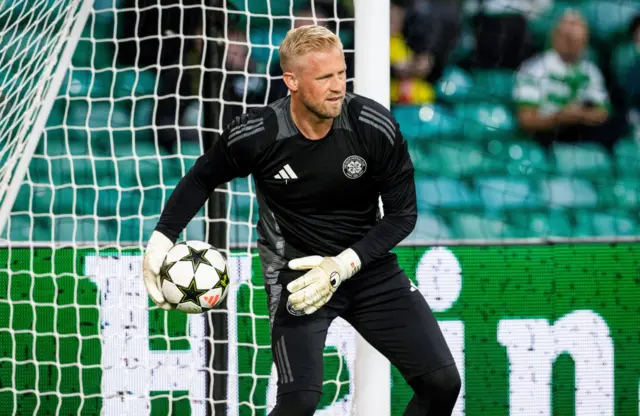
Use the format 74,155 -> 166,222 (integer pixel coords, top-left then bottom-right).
343,155 -> 367,179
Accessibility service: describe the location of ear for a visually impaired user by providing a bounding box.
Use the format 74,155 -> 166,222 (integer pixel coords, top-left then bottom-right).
282,71 -> 298,93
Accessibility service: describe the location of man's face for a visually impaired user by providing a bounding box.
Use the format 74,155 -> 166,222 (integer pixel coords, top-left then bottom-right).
553,17 -> 589,63
291,47 -> 347,120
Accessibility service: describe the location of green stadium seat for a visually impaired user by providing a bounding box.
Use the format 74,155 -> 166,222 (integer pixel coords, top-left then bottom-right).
611,42 -> 637,89
508,209 -> 573,238
580,0 -> 639,46
59,69 -> 115,98
406,212 -> 452,241
393,105 -> 462,141
429,142 -> 504,177
132,98 -> 155,129
470,70 -> 515,104
613,139 -> 640,175
409,146 -> 441,176
227,224 -> 257,245
2,215 -> 32,241
574,210 -> 638,237
93,0 -> 122,33
612,178 -> 640,208
38,217 -> 116,242
435,67 -> 474,104
248,27 -> 290,72
118,216 -> 205,243
0,23 -> 59,75
449,212 -> 517,240
229,178 -> 258,219
175,141 -> 204,157
102,187 -> 165,218
552,142 -> 613,177
455,103 -> 517,142
65,100 -> 156,154
538,177 -> 598,208
72,39 -> 115,70
32,186 -> 99,216
475,177 -> 538,210
486,138 -> 550,177
10,185 -> 32,213
415,177 -> 480,210
113,69 -> 157,99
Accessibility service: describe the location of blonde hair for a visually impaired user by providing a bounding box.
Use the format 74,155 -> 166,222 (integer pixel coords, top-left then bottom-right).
279,25 -> 343,71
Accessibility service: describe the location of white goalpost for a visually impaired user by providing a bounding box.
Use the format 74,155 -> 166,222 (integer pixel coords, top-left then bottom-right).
353,0 -> 391,414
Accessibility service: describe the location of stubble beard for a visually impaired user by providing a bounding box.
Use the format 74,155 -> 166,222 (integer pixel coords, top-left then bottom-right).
302,96 -> 342,120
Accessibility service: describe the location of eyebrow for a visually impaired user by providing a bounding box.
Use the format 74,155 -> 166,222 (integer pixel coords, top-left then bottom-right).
316,69 -> 346,79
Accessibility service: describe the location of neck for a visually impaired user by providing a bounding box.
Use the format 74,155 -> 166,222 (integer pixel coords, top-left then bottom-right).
554,49 -> 579,65
290,96 -> 333,140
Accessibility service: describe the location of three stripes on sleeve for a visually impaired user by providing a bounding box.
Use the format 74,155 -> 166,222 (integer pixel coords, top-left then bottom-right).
358,105 -> 396,145
227,117 -> 265,146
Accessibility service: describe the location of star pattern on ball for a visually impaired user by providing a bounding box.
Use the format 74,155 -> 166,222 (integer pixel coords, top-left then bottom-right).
177,278 -> 209,305
215,266 -> 230,290
159,261 -> 176,283
180,246 -> 212,272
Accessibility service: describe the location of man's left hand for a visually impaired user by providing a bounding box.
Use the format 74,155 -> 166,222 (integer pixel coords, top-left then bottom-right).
286,249 -> 361,315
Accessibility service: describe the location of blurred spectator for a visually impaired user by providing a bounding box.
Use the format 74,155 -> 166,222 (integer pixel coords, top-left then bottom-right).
624,15 -> 640,130
117,0 -> 204,152
467,0 -> 550,69
390,0 -> 461,104
514,11 -> 613,152
220,27 -> 268,127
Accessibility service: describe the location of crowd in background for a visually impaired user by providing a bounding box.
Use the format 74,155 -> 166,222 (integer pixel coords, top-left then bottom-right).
112,0 -> 640,156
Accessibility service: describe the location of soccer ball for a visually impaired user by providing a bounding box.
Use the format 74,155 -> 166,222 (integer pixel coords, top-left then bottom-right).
159,241 -> 230,314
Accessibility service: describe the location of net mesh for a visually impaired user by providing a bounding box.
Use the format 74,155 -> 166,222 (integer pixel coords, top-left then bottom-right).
1,0 -> 640,415
0,0 -> 357,414
0,0 -> 84,210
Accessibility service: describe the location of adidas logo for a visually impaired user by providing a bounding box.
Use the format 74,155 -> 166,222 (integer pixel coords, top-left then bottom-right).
203,294 -> 220,307
274,164 -> 298,180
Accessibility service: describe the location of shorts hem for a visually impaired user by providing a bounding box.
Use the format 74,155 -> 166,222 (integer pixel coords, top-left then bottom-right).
276,385 -> 323,397
408,358 -> 457,379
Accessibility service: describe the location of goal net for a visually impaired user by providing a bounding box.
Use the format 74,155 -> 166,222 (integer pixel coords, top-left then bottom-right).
2,0 -> 640,415
0,0 -> 359,414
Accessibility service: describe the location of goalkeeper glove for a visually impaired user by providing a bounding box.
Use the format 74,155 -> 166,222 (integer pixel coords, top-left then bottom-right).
286,248 -> 361,315
142,230 -> 176,310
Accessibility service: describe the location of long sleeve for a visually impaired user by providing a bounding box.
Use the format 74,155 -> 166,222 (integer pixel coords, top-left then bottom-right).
350,119 -> 417,267
154,135 -> 248,242
154,109 -> 273,242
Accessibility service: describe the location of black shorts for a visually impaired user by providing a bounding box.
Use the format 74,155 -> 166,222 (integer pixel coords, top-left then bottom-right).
265,260 -> 455,395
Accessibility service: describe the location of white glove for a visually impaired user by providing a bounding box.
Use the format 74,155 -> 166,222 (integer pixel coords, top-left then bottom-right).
143,230 -> 176,310
286,248 -> 361,315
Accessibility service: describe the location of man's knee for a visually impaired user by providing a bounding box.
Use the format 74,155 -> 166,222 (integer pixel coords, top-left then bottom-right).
410,363 -> 461,405
269,390 -> 322,416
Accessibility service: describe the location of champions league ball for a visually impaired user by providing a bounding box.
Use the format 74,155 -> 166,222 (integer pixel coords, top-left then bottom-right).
159,241 -> 230,314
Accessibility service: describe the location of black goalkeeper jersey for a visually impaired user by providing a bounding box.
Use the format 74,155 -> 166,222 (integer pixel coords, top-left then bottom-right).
155,93 -> 417,273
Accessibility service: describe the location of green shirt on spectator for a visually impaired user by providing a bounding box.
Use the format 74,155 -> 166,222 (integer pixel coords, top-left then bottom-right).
514,49 -> 610,115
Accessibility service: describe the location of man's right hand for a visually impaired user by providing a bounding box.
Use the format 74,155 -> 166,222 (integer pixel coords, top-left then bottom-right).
142,231 -> 176,310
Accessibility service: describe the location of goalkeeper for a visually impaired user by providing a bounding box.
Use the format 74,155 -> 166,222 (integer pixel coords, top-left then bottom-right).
143,25 -> 460,415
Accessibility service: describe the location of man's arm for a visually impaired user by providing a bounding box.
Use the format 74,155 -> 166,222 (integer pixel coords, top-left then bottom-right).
154,112 -> 268,241
517,104 -> 585,132
154,135 -> 246,242
578,63 -> 609,126
144,111 -> 269,309
350,124 -> 417,267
